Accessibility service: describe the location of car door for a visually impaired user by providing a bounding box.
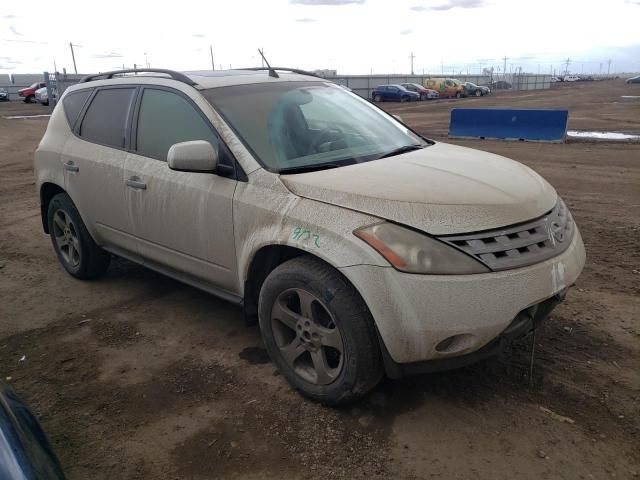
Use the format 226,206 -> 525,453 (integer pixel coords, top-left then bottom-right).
387,86 -> 398,100
62,86 -> 140,256
124,86 -> 238,292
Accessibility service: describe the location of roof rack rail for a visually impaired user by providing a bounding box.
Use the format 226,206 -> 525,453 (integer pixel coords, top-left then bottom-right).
79,68 -> 197,86
240,67 -> 323,79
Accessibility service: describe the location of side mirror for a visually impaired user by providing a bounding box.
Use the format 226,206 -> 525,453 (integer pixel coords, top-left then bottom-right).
393,114 -> 403,123
167,140 -> 218,172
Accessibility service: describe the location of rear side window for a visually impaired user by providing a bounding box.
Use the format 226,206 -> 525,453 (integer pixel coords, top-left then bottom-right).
135,88 -> 218,161
62,89 -> 91,128
80,88 -> 136,149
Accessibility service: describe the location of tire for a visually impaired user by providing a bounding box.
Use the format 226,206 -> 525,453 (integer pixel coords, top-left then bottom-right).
258,256 -> 383,406
475,90 -> 482,97
420,93 -> 427,101
373,94 -> 381,102
400,96 -> 407,103
47,193 -> 110,279
456,92 -> 461,99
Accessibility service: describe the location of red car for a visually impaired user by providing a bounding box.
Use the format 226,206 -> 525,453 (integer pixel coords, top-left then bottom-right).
400,83 -> 440,100
18,82 -> 46,103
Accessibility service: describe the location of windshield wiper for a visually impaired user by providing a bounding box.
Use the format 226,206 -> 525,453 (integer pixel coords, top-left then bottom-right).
278,163 -> 344,175
375,144 -> 425,160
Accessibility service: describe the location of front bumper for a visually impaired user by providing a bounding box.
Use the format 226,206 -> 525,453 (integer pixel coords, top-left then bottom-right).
339,227 -> 585,365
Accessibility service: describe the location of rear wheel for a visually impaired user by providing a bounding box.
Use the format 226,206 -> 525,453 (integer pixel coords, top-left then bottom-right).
456,92 -> 461,99
47,193 -> 110,279
475,90 -> 482,97
420,93 -> 427,101
400,96 -> 407,103
258,256 -> 383,406
373,94 -> 381,102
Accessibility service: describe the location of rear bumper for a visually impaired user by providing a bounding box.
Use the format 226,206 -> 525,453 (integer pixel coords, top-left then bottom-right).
339,227 -> 585,365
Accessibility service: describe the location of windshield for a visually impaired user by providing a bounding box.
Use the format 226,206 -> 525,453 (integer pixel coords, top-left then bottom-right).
203,81 -> 427,173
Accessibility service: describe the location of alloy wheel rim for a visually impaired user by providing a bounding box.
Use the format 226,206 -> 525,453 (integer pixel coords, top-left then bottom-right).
53,209 -> 81,267
271,288 -> 344,385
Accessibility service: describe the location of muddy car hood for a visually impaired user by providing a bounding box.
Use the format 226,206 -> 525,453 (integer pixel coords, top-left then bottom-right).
280,142 -> 557,235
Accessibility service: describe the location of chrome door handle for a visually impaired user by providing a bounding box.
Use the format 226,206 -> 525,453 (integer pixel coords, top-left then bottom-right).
63,161 -> 79,172
126,177 -> 147,190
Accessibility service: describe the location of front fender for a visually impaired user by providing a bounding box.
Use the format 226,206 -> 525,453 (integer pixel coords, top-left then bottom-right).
233,169 -> 388,294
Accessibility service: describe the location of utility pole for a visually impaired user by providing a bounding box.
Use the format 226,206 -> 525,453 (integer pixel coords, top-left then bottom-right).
69,42 -> 79,74
502,56 -> 508,78
409,52 -> 415,75
564,57 -> 571,75
261,48 -> 265,68
144,52 -> 150,68
607,59 -> 612,75
209,45 -> 215,71
441,61 -> 444,75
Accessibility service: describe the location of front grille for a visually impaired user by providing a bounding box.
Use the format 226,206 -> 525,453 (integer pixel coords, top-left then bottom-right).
440,199 -> 574,271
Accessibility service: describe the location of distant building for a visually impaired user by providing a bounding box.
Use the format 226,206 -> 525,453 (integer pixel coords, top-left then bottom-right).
312,69 -> 337,77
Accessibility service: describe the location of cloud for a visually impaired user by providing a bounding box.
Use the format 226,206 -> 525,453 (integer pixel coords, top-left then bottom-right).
0,56 -> 21,64
412,0 -> 486,11
0,63 -> 16,70
400,29 -> 412,35
1,14 -> 16,19
91,52 -> 123,59
1,38 -> 47,44
295,17 -> 317,22
9,25 -> 22,36
290,0 -> 365,5
192,33 -> 206,38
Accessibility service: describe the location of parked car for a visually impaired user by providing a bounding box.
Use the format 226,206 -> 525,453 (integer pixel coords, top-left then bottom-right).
489,80 -> 512,90
18,82 -> 46,103
625,75 -> 640,84
0,382 -> 65,479
35,87 -> 51,106
550,76 -> 561,83
423,78 -> 464,98
400,83 -> 439,100
34,67 -> 585,405
564,75 -> 580,82
0,87 -> 8,102
371,84 -> 420,102
463,82 -> 490,97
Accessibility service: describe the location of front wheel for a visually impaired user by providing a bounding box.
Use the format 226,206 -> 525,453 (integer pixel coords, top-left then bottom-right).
475,90 -> 482,97
456,92 -> 461,99
373,94 -> 381,102
48,193 -> 110,279
258,256 -> 383,406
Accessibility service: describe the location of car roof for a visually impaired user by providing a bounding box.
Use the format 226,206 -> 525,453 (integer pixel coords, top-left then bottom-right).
70,68 -> 324,92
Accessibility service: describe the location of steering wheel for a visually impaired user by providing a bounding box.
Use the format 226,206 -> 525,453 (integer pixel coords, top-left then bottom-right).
307,128 -> 343,155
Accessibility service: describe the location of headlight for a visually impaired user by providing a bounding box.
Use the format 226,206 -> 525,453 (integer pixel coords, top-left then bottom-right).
354,222 -> 489,274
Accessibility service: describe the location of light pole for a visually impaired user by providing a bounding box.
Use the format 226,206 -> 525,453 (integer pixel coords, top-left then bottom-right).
69,42 -> 81,74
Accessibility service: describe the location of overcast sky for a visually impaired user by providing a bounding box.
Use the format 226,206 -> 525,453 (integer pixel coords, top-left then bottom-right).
1,0 -> 639,75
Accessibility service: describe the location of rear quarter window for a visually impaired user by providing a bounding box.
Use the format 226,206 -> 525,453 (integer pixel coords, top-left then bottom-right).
62,89 -> 92,129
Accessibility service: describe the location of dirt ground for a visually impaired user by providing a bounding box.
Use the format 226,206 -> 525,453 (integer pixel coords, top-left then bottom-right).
0,79 -> 638,480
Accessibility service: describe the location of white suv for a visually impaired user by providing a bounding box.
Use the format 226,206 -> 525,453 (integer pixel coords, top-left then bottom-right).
34,68 -> 585,405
